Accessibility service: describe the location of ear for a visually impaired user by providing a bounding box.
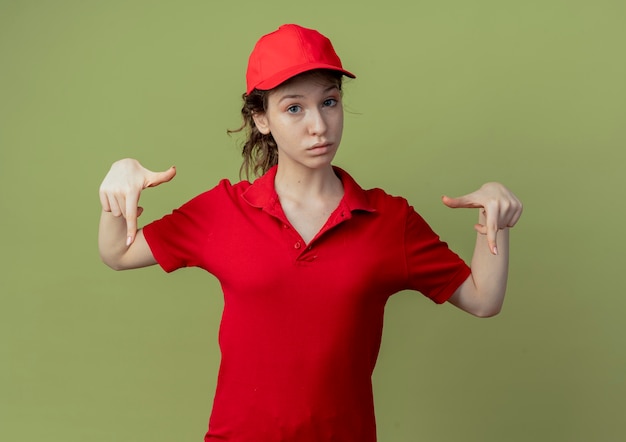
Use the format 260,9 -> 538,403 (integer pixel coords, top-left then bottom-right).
252,112 -> 271,135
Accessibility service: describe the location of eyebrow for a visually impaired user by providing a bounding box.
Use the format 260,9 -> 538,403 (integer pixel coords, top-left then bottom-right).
277,85 -> 339,104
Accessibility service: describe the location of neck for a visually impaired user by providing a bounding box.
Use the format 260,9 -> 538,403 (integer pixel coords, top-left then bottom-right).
274,164 -> 342,201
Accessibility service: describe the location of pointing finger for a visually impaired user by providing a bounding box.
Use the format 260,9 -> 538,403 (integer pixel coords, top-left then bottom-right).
484,203 -> 500,255
124,191 -> 140,246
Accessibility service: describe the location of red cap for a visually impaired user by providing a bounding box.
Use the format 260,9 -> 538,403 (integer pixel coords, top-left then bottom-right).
245,24 -> 356,95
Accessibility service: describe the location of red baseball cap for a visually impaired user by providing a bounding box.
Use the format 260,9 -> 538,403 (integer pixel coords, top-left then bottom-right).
245,24 -> 356,95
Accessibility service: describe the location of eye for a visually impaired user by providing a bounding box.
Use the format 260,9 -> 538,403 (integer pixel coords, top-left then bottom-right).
287,105 -> 301,114
323,98 -> 338,107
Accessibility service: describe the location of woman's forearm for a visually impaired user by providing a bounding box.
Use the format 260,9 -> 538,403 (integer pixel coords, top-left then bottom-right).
98,210 -> 131,269
467,213 -> 510,315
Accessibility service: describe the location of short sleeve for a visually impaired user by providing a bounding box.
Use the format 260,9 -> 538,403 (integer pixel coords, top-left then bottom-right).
142,180 -> 234,273
404,207 -> 471,304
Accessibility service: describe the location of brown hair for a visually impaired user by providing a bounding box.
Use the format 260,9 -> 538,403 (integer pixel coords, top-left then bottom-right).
229,69 -> 344,180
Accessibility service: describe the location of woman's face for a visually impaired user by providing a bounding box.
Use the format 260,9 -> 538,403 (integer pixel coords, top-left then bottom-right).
253,73 -> 344,172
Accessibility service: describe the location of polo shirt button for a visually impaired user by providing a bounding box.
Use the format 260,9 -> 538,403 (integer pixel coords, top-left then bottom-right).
283,224 -> 289,229
294,241 -> 301,249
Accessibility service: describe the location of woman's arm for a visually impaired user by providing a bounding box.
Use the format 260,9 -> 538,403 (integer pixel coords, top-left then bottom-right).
98,158 -> 176,270
443,183 -> 523,317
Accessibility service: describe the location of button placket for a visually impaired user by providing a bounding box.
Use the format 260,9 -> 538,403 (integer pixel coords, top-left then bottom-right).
279,221 -> 306,259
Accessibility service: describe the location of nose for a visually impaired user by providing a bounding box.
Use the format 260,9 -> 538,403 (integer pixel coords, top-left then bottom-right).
307,109 -> 327,136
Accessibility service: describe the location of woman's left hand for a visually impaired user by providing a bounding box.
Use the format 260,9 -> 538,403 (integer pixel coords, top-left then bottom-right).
442,182 -> 523,255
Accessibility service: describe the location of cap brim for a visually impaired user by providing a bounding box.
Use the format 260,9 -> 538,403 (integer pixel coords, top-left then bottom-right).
248,63 -> 356,94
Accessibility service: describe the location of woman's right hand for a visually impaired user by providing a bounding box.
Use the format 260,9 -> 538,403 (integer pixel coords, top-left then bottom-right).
99,158 -> 176,246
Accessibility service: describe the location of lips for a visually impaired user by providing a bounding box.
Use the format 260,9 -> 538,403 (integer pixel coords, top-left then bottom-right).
308,142 -> 332,153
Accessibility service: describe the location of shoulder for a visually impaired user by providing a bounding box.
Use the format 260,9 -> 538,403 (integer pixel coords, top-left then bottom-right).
152,178 -> 253,225
364,187 -> 434,234
182,178 -> 251,206
339,169 -> 434,235
364,187 -> 411,210
335,166 -> 413,215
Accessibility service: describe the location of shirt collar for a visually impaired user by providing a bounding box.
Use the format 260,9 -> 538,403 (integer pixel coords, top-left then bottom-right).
242,165 -> 376,214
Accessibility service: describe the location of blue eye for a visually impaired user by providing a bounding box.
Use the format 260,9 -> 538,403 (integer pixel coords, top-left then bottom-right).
287,105 -> 301,114
323,98 -> 338,107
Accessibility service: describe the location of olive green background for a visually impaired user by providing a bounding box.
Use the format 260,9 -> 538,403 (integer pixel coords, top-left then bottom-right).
1,1 -> 624,441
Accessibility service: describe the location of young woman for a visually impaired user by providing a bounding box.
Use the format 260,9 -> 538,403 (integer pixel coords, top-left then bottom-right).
98,24 -> 522,442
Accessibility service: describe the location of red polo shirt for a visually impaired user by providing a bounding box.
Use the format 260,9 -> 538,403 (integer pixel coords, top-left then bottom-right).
142,166 -> 470,442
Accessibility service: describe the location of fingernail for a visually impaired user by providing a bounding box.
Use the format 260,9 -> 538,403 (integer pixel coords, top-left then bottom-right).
126,236 -> 132,246
493,246 -> 498,255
